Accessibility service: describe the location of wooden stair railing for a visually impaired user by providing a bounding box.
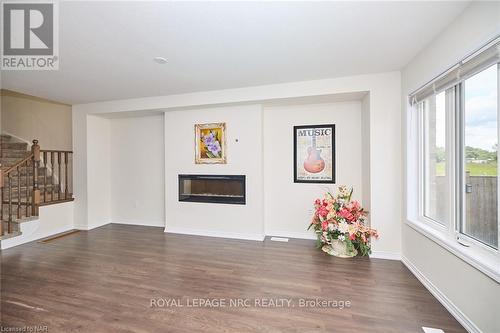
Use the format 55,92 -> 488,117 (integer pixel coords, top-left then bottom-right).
0,140 -> 74,236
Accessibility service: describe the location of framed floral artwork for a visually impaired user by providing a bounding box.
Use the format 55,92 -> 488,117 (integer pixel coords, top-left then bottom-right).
195,123 -> 227,164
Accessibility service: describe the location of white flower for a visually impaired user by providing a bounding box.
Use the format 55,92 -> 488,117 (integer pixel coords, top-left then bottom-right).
338,234 -> 346,242
348,224 -> 357,235
338,221 -> 349,234
328,223 -> 336,231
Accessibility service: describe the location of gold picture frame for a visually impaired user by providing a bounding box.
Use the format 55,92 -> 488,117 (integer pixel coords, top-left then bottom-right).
195,123 -> 227,164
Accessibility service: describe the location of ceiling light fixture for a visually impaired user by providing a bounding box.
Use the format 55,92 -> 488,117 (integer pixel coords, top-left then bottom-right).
153,57 -> 167,64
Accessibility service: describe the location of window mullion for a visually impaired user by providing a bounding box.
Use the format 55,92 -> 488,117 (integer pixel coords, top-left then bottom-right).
456,82 -> 466,241
419,102 -> 426,222
497,63 -> 500,250
446,87 -> 456,236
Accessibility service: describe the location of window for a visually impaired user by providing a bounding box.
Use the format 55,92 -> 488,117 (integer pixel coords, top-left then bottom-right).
422,90 -> 451,226
412,41 -> 500,264
461,64 -> 498,249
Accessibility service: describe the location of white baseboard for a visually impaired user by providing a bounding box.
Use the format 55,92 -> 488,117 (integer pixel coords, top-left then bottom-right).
165,226 -> 265,241
1,223 -> 73,250
111,219 -> 165,227
163,227 -> 404,261
265,231 -> 401,261
370,251 -> 401,261
75,221 -> 110,231
401,256 -> 480,333
265,230 -> 317,240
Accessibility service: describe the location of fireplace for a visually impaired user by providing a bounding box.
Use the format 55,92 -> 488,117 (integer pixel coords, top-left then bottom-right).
178,174 -> 246,204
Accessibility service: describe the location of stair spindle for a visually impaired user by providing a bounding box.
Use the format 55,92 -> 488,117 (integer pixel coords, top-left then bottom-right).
64,152 -> 69,199
8,174 -> 12,233
43,151 -> 47,203
58,152 -> 61,200
0,171 -> 4,236
31,140 -> 40,216
50,152 -> 54,201
17,166 -> 21,219
26,160 -> 31,217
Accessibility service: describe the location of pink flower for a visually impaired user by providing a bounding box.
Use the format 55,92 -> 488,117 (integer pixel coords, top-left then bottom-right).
321,221 -> 329,231
338,208 -> 355,222
351,200 -> 361,210
361,234 -> 367,243
318,206 -> 329,218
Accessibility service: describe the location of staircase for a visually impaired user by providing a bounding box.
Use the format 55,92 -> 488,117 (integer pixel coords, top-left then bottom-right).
0,134 -> 74,240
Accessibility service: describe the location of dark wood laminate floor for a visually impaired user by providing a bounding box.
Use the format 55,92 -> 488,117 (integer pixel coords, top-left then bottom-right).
1,224 -> 465,333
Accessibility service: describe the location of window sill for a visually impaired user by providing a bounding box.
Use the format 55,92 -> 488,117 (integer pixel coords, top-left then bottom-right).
406,219 -> 500,283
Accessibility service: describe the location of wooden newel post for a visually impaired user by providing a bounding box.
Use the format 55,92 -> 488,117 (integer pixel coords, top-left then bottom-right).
32,140 -> 41,216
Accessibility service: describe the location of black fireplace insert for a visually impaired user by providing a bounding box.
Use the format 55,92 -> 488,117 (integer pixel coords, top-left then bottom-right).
178,174 -> 246,204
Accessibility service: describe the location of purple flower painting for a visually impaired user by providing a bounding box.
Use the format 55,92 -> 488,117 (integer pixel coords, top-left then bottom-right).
195,123 -> 227,164
202,132 -> 222,158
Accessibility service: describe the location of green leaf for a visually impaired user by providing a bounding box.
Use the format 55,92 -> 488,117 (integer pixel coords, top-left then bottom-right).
315,237 -> 323,248
345,239 -> 354,252
348,188 -> 353,202
355,241 -> 371,256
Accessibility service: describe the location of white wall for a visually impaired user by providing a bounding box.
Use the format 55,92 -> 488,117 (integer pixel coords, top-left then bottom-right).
72,109 -> 88,229
73,113 -> 164,230
402,2 -> 500,332
361,94 -> 371,218
263,101 -> 364,239
110,115 -> 165,227
1,202 -> 74,250
73,71 -> 401,256
85,115 -> 111,230
164,104 -> 265,240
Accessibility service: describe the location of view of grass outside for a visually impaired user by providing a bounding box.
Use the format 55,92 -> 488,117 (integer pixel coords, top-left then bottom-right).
435,145 -> 497,176
435,161 -> 498,176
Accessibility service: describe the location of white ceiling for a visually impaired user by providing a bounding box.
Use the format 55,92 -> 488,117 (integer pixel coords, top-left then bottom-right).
1,1 -> 469,105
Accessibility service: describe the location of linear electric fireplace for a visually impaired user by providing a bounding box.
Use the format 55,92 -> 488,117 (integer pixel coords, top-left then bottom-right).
178,174 -> 246,204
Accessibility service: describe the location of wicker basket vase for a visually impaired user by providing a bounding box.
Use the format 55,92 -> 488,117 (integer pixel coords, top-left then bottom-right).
322,239 -> 358,258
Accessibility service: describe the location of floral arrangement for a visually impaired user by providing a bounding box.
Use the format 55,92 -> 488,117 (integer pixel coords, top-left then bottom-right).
201,131 -> 222,158
308,186 -> 378,256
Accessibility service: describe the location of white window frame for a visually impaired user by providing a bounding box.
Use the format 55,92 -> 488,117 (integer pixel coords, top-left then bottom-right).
409,62 -> 500,283
456,71 -> 500,254
417,92 -> 452,232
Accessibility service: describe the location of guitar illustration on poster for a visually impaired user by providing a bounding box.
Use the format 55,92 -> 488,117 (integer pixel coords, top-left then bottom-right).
293,124 -> 335,184
303,134 -> 326,173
